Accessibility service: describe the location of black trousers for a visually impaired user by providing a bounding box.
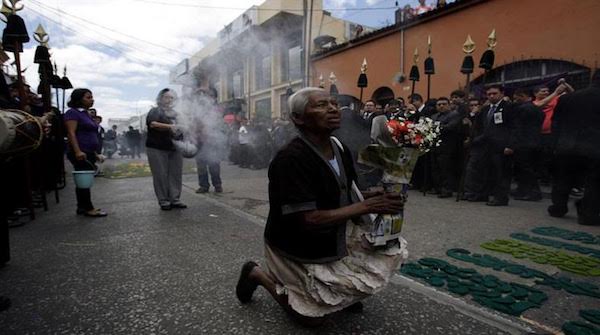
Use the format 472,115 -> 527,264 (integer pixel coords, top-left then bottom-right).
0,163 -> 9,266
433,151 -> 459,193
580,159 -> 600,223
464,147 -> 490,198
67,152 -> 97,211
514,149 -> 541,196
489,152 -> 513,203
552,155 -> 599,223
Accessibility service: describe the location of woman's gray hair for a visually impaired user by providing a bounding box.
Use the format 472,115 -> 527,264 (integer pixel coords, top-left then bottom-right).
288,87 -> 325,118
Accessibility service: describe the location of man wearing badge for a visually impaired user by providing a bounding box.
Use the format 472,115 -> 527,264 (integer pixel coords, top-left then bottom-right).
464,85 -> 516,206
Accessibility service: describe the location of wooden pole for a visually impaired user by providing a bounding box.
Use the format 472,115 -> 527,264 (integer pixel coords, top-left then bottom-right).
427,74 -> 432,100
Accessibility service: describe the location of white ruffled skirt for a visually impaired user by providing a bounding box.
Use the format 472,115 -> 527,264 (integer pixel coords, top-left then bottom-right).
265,222 -> 408,317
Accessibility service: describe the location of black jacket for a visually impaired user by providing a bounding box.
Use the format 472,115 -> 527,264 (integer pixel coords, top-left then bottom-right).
432,110 -> 464,154
471,100 -> 517,153
552,84 -> 600,159
264,137 -> 357,264
513,101 -> 544,151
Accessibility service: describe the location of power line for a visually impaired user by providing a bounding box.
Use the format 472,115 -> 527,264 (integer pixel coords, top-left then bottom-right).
26,3 -> 177,65
28,1 -> 182,64
29,0 -> 193,58
129,0 -> 398,12
25,4 -> 175,67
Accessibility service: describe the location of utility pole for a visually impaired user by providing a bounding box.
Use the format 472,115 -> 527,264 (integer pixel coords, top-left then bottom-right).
301,0 -> 307,87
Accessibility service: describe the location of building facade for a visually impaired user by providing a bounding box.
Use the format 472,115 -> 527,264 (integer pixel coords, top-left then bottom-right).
311,0 -> 600,103
170,0 -> 371,120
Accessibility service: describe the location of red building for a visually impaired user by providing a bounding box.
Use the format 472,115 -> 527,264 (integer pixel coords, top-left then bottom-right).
311,0 -> 600,103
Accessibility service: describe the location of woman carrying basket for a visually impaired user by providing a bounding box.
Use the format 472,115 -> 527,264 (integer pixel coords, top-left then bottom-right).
64,88 -> 107,217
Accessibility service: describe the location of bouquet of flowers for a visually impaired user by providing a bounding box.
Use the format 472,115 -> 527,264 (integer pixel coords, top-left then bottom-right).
358,113 -> 441,247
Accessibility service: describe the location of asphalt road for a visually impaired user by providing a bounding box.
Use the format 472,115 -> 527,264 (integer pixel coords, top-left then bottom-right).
1,158 -> 598,334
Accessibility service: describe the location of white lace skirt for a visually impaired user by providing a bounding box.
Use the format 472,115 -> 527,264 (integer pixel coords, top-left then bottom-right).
265,222 -> 408,317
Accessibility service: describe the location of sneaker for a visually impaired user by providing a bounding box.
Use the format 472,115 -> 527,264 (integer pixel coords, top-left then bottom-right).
171,202 -> 187,209
160,204 -> 172,211
214,186 -> 223,193
196,188 -> 209,194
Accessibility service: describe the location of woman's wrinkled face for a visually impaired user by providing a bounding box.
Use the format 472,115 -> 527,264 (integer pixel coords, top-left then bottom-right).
82,92 -> 94,109
300,91 -> 340,134
160,91 -> 176,108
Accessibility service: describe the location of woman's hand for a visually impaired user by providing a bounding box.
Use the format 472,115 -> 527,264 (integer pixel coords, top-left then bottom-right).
75,151 -> 87,161
361,192 -> 405,215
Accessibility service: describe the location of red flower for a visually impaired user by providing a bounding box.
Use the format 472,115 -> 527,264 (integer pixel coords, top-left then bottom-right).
387,119 -> 409,137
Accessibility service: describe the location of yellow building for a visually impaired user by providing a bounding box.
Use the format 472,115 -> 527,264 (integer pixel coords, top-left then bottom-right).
170,0 -> 370,121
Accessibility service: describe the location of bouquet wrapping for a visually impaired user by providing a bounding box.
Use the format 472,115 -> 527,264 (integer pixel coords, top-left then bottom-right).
358,116 -> 440,246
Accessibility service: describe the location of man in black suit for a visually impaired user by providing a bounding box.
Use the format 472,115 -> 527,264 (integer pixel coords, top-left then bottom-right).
431,97 -> 464,198
464,85 -> 516,206
511,88 -> 544,201
408,93 -> 436,191
548,70 -> 600,225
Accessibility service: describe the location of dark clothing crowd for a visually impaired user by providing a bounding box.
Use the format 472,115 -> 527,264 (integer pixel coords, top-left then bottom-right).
334,74 -> 600,226
228,118 -> 297,171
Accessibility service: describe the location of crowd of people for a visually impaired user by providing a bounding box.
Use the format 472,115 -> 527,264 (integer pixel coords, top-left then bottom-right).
335,73 -> 599,226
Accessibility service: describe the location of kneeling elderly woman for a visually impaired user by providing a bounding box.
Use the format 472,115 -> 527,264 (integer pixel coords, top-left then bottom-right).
235,88 -> 408,325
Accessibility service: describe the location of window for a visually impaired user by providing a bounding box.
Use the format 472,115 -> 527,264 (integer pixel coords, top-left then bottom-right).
255,98 -> 271,121
279,94 -> 289,119
255,53 -> 271,90
213,80 -> 221,100
228,69 -> 244,99
281,44 -> 302,82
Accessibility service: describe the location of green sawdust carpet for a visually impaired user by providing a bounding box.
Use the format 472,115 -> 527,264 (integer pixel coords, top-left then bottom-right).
563,310 -> 600,335
480,239 -> 600,276
511,233 -> 600,259
400,258 -> 547,316
532,227 -> 600,246
446,248 -> 600,298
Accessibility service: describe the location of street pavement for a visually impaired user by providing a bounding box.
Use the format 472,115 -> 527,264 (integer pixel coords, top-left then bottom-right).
1,157 -> 598,334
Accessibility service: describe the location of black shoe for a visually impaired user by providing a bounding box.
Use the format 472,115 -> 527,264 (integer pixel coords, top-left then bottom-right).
486,200 -> 508,207
513,194 -> 542,201
344,301 -> 364,314
437,192 -> 453,199
214,186 -> 223,193
236,261 -> 259,304
467,196 -> 488,202
196,188 -> 209,194
160,204 -> 172,211
548,205 -> 567,218
171,203 -> 187,209
0,296 -> 11,312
